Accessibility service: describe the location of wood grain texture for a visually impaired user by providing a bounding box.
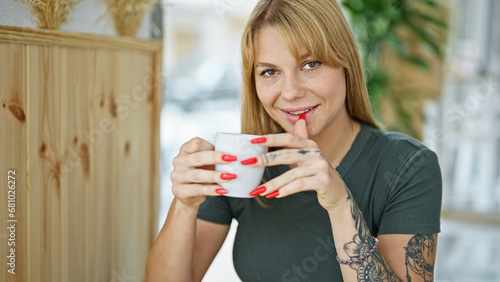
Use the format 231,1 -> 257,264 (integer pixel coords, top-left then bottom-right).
89,49 -> 117,282
27,44 -> 63,282
134,51 -> 155,281
60,47 -> 92,282
149,48 -> 162,250
114,49 -> 142,280
0,25 -> 161,53
0,25 -> 162,282
0,42 -> 28,282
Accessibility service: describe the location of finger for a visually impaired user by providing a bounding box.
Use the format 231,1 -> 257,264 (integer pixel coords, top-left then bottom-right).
252,132 -> 314,149
180,137 -> 214,155
175,150 -> 238,168
171,168 -> 236,184
294,119 -> 308,139
259,165 -> 316,195
243,148 -> 322,167
270,176 -> 319,198
172,183 -> 224,198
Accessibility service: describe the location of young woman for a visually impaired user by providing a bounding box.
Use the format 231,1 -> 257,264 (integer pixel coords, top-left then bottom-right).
146,0 -> 442,281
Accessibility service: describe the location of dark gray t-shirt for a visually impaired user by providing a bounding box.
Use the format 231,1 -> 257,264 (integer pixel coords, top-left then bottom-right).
197,123 -> 442,281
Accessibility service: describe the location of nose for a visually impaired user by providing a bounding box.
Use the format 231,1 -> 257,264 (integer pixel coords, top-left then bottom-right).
281,72 -> 305,101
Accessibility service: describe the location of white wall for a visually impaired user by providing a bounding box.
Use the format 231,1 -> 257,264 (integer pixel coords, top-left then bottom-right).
0,0 -> 151,38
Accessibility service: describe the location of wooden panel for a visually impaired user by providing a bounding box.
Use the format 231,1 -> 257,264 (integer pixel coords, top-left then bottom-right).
0,25 -> 161,53
135,52 -> 155,280
149,51 -> 162,248
114,50 -> 142,279
88,49 -> 117,282
0,42 -> 28,282
59,47 -> 92,281
0,25 -> 162,282
27,45 -> 63,282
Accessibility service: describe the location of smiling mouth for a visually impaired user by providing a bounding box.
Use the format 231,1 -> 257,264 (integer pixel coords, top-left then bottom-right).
286,107 -> 315,115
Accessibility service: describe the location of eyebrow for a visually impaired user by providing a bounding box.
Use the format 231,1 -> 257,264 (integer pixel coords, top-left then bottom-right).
255,53 -> 312,69
255,62 -> 278,69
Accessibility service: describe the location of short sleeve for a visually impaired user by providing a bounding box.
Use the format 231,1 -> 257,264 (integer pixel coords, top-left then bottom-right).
378,148 -> 442,234
197,195 -> 233,225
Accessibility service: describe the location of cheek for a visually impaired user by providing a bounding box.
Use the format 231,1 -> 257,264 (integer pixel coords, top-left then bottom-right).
255,82 -> 276,109
320,75 -> 346,103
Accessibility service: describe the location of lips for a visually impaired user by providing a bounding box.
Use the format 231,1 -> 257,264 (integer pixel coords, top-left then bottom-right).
281,105 -> 318,123
289,107 -> 314,115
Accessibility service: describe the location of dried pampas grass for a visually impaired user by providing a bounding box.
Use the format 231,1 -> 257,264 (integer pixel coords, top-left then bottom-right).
103,0 -> 154,37
17,0 -> 82,30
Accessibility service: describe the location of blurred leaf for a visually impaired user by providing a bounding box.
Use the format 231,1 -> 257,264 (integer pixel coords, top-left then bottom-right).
418,0 -> 439,8
342,1 -> 363,13
416,13 -> 448,28
385,32 -> 429,69
404,20 -> 442,57
403,56 -> 429,68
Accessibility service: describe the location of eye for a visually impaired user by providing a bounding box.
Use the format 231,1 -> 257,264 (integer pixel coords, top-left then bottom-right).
303,61 -> 322,70
260,69 -> 277,77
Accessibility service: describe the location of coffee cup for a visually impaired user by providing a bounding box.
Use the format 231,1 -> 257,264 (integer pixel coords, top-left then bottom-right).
215,132 -> 268,198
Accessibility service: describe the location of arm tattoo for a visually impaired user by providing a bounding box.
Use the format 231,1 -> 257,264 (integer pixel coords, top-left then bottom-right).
342,186 -> 401,281
405,234 -> 435,282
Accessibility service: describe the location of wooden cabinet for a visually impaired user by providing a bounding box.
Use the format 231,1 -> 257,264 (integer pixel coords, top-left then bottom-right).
0,25 -> 162,282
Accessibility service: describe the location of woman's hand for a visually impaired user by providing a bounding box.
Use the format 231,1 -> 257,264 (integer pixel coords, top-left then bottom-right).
170,137 -> 238,209
243,120 -> 348,212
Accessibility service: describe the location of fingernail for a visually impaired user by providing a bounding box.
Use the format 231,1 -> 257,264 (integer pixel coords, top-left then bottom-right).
299,113 -> 306,120
266,191 -> 280,199
250,137 -> 267,144
222,154 -> 237,162
249,186 -> 266,197
221,173 -> 237,180
241,157 -> 258,165
216,188 -> 228,195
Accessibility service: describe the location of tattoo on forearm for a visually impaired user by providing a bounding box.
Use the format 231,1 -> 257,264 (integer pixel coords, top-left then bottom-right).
342,187 -> 401,281
405,234 -> 435,282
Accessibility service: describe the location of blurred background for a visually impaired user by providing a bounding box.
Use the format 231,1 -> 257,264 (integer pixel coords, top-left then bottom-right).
159,0 -> 500,281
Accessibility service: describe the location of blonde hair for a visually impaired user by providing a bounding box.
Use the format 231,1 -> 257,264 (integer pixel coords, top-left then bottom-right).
240,0 -> 379,135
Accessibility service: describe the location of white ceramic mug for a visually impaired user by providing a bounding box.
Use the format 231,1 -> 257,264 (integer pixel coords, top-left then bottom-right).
215,132 -> 268,198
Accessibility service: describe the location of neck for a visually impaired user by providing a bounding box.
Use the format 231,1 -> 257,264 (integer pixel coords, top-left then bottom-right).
312,115 -> 359,168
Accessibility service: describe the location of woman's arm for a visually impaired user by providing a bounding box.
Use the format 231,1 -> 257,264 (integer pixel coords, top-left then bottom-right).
329,185 -> 437,281
146,137 -> 236,281
146,198 -> 230,282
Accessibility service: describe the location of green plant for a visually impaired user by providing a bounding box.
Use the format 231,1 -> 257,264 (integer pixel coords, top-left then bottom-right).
341,0 -> 448,138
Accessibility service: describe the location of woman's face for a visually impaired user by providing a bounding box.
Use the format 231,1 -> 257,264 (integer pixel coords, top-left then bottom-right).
253,27 -> 349,139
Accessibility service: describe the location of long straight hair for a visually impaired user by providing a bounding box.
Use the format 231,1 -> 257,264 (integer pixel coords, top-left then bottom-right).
240,0 -> 379,135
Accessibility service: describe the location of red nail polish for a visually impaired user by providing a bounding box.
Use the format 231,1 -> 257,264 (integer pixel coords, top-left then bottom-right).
299,113 -> 306,120
222,154 -> 237,162
241,157 -> 258,165
249,186 -> 266,197
221,173 -> 237,180
250,137 -> 267,144
216,188 -> 228,195
266,191 -> 280,199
